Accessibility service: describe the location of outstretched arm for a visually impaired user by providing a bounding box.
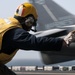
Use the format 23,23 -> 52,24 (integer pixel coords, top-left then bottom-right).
2,28 -> 75,54
2,28 -> 64,52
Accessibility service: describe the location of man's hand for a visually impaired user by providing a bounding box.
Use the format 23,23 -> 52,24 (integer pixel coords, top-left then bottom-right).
64,30 -> 75,47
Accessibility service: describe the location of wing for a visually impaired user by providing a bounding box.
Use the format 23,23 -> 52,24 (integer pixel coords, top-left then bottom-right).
29,0 -> 75,65
32,25 -> 75,65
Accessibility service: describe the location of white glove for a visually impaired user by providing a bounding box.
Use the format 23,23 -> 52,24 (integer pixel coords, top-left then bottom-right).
64,30 -> 75,46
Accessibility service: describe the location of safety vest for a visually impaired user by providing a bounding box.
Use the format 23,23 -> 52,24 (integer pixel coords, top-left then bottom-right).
0,17 -> 22,64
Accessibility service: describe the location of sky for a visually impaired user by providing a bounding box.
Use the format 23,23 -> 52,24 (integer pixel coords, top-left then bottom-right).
0,0 -> 75,61
53,0 -> 75,15
0,0 -> 75,18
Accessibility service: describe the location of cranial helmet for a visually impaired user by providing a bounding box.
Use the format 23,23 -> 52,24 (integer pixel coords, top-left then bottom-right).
14,2 -> 38,31
14,2 -> 38,20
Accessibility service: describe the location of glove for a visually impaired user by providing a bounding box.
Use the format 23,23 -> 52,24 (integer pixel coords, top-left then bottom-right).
71,30 -> 75,42
64,30 -> 75,46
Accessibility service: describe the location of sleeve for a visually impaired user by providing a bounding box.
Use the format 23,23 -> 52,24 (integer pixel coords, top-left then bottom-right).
3,28 -> 64,51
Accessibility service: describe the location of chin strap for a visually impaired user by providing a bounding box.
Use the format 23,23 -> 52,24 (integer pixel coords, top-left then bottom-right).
30,26 -> 37,32
31,29 -> 37,32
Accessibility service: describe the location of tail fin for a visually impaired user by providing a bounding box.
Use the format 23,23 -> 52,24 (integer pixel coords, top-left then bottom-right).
29,0 -> 75,31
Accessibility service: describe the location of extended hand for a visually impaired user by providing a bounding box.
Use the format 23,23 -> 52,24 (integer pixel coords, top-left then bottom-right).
64,30 -> 75,46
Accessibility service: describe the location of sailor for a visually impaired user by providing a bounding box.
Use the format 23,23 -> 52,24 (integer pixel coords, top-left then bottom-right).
0,2 -> 74,75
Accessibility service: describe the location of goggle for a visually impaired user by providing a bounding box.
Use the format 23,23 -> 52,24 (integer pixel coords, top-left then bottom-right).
25,17 -> 35,27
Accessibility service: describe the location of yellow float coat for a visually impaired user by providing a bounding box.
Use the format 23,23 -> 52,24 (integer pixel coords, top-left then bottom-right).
0,17 -> 21,64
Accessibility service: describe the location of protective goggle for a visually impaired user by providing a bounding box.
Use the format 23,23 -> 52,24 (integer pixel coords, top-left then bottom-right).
25,17 -> 37,32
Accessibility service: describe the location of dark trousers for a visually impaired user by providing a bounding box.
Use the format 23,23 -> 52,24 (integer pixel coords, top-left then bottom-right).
0,64 -> 16,75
